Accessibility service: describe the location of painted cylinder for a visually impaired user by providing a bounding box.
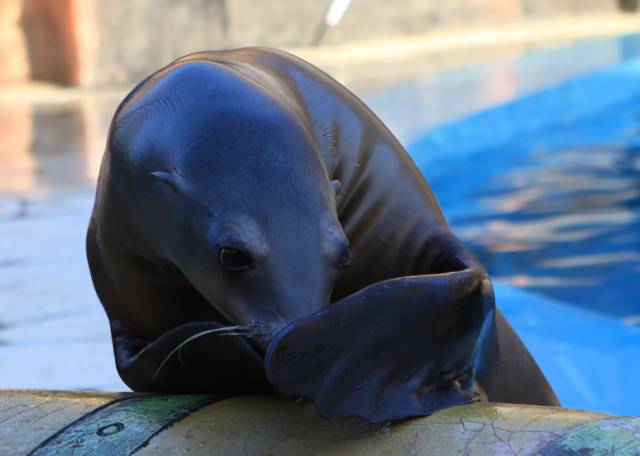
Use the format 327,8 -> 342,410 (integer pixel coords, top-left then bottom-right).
1,389 -> 639,455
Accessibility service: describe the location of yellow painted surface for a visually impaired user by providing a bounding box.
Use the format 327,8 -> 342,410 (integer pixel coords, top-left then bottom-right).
138,397 -> 606,456
3,391 -> 639,455
0,389 -> 120,455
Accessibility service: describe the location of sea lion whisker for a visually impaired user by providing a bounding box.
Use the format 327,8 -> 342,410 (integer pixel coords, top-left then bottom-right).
152,326 -> 249,378
222,330 -> 275,338
289,397 -> 304,407
259,307 -> 286,324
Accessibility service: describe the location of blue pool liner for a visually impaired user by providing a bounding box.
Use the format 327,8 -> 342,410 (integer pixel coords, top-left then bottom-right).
495,283 -> 640,416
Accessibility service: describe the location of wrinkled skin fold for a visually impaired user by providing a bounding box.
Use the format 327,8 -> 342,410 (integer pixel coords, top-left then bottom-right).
87,47 -> 559,424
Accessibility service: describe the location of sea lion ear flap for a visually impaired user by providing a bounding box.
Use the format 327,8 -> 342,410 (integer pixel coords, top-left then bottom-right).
150,169 -> 187,194
330,180 -> 342,195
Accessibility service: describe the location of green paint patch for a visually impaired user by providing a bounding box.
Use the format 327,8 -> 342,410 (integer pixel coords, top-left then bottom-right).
540,416 -> 640,455
29,394 -> 220,456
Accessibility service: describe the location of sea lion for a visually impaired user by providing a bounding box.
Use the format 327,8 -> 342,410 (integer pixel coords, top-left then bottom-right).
87,47 -> 558,422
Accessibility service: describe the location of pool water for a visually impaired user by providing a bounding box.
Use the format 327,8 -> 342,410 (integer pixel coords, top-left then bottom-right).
459,140 -> 640,318
405,51 -> 640,414
412,78 -> 640,319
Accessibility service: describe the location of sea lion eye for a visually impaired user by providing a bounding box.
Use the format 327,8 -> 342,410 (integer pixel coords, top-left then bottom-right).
218,247 -> 253,273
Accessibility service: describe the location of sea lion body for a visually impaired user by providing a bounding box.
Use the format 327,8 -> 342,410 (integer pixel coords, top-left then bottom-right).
87,48 -> 558,421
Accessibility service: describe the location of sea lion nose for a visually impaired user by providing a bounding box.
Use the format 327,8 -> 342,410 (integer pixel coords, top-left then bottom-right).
245,321 -> 286,354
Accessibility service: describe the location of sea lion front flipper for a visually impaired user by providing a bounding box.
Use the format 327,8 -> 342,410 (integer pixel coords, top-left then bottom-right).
478,310 -> 560,406
112,320 -> 269,394
265,269 -> 495,423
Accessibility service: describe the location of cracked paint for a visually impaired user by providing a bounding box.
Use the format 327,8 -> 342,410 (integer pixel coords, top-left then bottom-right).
2,392 -> 640,455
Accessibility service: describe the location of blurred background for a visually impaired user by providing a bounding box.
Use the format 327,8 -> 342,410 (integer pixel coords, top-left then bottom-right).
1,0 -> 640,416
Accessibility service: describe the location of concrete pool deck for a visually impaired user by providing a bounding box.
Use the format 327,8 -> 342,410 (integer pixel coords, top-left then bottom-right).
1,26 -> 639,412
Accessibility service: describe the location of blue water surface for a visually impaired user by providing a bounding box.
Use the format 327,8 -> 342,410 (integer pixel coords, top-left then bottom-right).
407,51 -> 640,415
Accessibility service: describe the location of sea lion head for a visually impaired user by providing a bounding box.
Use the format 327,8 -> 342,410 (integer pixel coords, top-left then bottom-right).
115,62 -> 349,352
